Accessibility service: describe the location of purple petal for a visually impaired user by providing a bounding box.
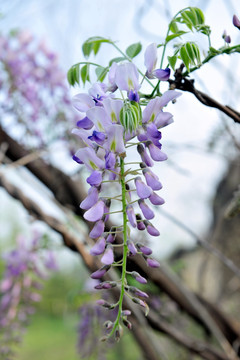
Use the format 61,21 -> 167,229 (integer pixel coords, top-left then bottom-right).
137,244 -> 152,256
101,246 -> 114,265
146,257 -> 160,268
77,116 -> 93,130
144,43 -> 157,73
129,286 -> 149,298
144,221 -> 160,237
86,106 -> 111,132
147,142 -> 168,161
135,177 -> 152,199
127,241 -> 137,255
128,90 -> 139,102
72,93 -> 95,112
72,154 -> 83,164
104,124 -> 125,154
105,152 -> 116,170
89,220 -> 105,238
131,271 -> 147,284
142,168 -> 162,191
89,237 -> 106,256
80,186 -> 99,210
233,14 -> 240,29
126,205 -> 137,228
137,144 -> 154,167
155,111 -> 173,129
149,192 -> 165,205
152,68 -> 170,81
102,97 -> 123,124
138,199 -> 154,220
91,265 -> 110,279
88,130 -> 106,145
83,199 -> 105,222
75,147 -> 105,170
146,123 -> 162,140
115,63 -> 140,91
106,227 -> 116,243
86,170 -> 102,186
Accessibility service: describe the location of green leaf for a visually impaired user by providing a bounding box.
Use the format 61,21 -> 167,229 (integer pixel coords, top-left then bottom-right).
81,64 -> 90,85
82,36 -> 113,58
179,46 -> 190,72
167,55 -> 177,70
165,31 -> 188,43
169,20 -> 179,34
185,42 -> 196,64
126,42 -> 142,59
192,43 -> 201,65
194,7 -> 205,24
95,66 -> 108,82
67,65 -> 80,86
109,57 -> 125,66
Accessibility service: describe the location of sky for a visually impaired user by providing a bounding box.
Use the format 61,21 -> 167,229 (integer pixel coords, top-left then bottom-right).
0,0 -> 239,259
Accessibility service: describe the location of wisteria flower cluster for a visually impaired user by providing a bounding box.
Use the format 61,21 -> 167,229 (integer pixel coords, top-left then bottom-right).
0,30 -> 77,148
0,234 -> 57,359
71,43 -> 181,340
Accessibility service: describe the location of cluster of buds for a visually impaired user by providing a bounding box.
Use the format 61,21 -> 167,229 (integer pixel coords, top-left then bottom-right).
0,234 -> 57,359
71,43 -> 181,339
222,14 -> 240,45
0,30 -> 77,148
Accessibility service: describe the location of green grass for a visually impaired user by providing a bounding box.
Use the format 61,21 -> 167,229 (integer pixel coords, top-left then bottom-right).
18,314 -> 79,360
16,312 -> 142,360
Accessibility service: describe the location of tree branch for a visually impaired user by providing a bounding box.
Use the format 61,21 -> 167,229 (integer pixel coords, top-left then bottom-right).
169,67 -> 240,124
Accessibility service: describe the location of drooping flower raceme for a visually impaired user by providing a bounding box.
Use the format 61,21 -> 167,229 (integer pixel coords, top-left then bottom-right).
71,44 -> 181,340
0,234 -> 57,359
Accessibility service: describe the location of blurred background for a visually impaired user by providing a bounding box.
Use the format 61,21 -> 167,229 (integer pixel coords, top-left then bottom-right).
0,0 -> 239,359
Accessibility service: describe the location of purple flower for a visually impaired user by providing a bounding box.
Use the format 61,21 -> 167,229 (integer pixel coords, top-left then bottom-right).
149,192 -> 165,205
146,141 -> 167,162
152,68 -> 170,81
144,43 -> 157,74
136,244 -> 152,256
233,15 -> 240,29
106,228 -> 116,244
77,116 -> 93,130
144,221 -> 160,237
95,281 -> 117,290
134,177 -> 152,199
89,220 -> 105,239
142,167 -> 162,191
127,241 -> 137,255
102,97 -> 123,124
74,147 -> 105,171
72,93 -> 95,112
128,286 -> 149,298
126,205 -> 137,228
105,152 -> 116,170
101,246 -> 114,265
89,237 -> 106,256
138,199 -> 154,220
115,63 -> 140,91
104,124 -> 126,154
83,199 -> 105,222
144,43 -> 170,81
86,170 -> 102,186
146,257 -> 160,268
136,214 -> 146,231
137,144 -> 154,167
88,130 -> 106,145
131,271 -> 147,284
128,90 -> 139,102
90,265 -> 110,279
80,186 -> 99,210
